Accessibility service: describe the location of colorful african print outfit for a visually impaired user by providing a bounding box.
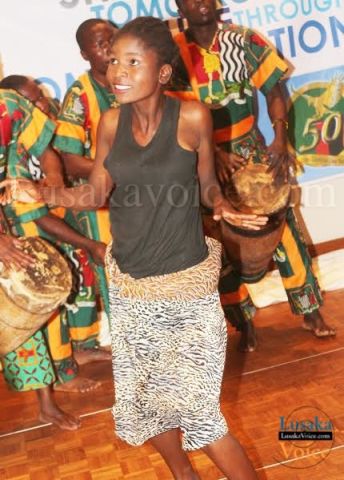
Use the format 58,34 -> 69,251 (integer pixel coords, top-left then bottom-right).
53,71 -> 117,323
171,23 -> 322,329
25,109 -> 100,365
0,90 -> 97,389
0,90 -> 56,389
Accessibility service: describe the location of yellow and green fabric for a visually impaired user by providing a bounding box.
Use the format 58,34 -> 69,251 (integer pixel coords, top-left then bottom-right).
172,22 -> 287,155
53,71 -> 117,317
0,90 -> 56,390
8,216 -> 99,385
0,89 -> 55,184
23,95 -> 100,363
0,90 -> 97,389
170,24 -> 323,329
1,331 -> 56,392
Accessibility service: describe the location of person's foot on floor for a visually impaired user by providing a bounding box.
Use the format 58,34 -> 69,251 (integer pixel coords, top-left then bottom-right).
303,310 -> 336,337
74,347 -> 112,365
38,406 -> 81,431
98,344 -> 112,352
54,376 -> 101,393
238,319 -> 258,352
36,386 -> 81,430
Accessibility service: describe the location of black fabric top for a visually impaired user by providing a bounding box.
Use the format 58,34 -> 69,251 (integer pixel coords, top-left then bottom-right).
104,96 -> 208,279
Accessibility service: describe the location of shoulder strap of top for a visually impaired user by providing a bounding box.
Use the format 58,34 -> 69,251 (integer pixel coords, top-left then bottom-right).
113,104 -> 132,148
163,95 -> 180,141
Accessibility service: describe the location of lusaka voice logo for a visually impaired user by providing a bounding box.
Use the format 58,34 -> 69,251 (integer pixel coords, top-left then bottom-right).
274,405 -> 334,469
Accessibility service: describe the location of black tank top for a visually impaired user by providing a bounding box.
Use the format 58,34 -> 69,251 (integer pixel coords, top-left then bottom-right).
104,96 -> 208,279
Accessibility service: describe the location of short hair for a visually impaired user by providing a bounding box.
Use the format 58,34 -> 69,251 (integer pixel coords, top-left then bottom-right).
0,74 -> 29,90
115,16 -> 179,67
76,19 -> 118,49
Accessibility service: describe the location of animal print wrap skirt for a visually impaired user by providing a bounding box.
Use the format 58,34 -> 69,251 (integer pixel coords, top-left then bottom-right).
105,237 -> 228,450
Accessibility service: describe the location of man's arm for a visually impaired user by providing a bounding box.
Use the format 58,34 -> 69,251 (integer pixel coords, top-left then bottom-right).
266,83 -> 288,145
39,147 -> 65,187
61,152 -> 94,180
265,84 -> 294,182
35,213 -> 106,265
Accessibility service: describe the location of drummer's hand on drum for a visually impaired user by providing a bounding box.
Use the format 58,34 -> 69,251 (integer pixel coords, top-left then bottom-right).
266,140 -> 296,186
86,240 -> 106,266
0,235 -> 34,269
213,199 -> 268,231
0,178 -> 43,204
215,147 -> 247,184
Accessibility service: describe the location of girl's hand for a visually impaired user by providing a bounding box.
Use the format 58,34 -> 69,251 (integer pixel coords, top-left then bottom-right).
213,199 -> 268,231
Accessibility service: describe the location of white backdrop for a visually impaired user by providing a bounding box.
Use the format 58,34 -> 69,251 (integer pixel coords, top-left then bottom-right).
1,0 -> 344,245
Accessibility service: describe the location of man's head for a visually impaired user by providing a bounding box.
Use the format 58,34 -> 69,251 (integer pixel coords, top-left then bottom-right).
76,19 -> 118,76
0,75 -> 52,117
175,0 -> 218,27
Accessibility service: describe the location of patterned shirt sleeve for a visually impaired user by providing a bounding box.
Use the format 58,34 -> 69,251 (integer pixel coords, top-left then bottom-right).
53,83 -> 87,155
18,101 -> 56,159
242,27 -> 288,95
6,95 -> 53,223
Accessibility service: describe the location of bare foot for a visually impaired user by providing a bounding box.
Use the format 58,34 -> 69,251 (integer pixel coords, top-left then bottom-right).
74,347 -> 112,365
36,386 -> 80,431
303,310 -> 336,337
99,345 -> 112,352
54,376 -> 101,393
38,408 -> 81,431
238,319 -> 258,352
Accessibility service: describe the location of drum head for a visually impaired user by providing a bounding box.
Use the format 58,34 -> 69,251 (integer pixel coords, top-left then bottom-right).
0,236 -> 72,314
223,163 -> 291,215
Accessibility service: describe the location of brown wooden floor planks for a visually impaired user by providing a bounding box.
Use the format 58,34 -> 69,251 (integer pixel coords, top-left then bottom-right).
1,289 -> 344,479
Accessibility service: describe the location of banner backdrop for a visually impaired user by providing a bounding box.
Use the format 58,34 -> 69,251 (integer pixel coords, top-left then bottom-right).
1,0 -> 344,244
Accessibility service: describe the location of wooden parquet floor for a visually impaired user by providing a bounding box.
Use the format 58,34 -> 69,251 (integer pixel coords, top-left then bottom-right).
1,289 -> 344,480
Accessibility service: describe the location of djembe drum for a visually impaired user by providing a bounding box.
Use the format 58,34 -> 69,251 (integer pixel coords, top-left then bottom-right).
204,161 -> 291,283
221,162 -> 291,282
0,236 -> 72,355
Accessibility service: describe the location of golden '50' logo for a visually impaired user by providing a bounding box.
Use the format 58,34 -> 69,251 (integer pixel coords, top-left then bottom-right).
288,77 -> 344,166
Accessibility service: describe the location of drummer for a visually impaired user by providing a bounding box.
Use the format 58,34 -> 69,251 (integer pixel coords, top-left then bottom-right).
168,0 -> 335,350
0,88 -> 106,430
0,75 -> 112,373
